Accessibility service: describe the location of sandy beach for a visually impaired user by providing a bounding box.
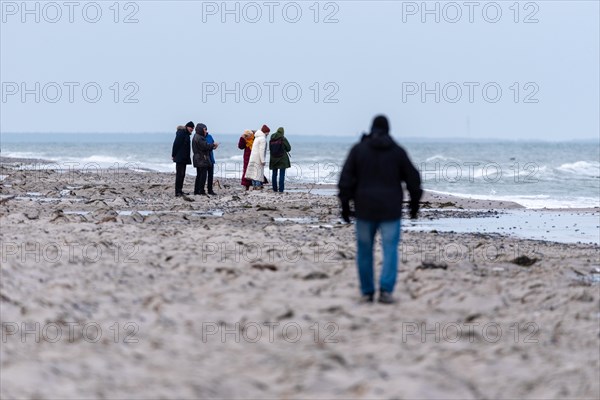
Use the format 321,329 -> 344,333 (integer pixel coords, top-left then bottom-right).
1,160 -> 599,399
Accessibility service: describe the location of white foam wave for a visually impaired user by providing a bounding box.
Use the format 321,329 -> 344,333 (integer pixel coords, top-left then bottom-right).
428,189 -> 599,209
424,154 -> 461,163
79,155 -> 131,164
0,151 -> 48,159
556,161 -> 600,177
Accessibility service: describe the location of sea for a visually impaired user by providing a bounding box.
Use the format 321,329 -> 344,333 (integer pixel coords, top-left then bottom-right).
1,133 -> 599,210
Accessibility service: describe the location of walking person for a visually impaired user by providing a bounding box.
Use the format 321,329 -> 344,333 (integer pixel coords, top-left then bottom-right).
338,115 -> 422,304
205,128 -> 218,195
192,123 -> 218,196
238,130 -> 254,191
172,121 -> 194,197
269,127 -> 291,193
246,125 -> 270,190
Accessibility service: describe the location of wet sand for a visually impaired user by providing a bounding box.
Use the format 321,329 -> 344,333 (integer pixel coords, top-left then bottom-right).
1,161 -> 599,399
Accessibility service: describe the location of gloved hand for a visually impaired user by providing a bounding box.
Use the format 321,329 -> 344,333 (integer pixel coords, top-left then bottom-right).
342,209 -> 351,223
341,201 -> 351,223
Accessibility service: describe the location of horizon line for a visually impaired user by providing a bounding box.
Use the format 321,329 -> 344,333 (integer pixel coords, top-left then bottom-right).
1,132 -> 598,142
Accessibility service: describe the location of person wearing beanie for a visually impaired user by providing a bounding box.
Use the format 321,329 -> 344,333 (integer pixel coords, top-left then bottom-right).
171,121 -> 194,197
338,115 -> 422,304
192,123 -> 219,195
268,127 -> 292,193
245,125 -> 270,189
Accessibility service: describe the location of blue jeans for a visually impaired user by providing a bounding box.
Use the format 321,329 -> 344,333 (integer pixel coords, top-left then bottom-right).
271,169 -> 286,192
355,219 -> 401,295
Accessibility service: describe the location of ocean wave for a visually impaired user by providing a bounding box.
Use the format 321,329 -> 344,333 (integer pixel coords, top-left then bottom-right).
79,155 -> 132,165
424,154 -> 461,163
428,190 -> 599,209
556,161 -> 600,177
0,151 -> 48,159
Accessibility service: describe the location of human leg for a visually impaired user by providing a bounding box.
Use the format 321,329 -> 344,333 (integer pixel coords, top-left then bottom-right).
278,169 -> 286,192
355,219 -> 378,296
379,219 -> 401,299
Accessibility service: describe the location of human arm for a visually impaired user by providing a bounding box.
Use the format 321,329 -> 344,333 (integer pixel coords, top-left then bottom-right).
197,137 -> 214,152
338,146 -> 358,222
399,150 -> 423,219
172,132 -> 184,159
206,134 -> 218,150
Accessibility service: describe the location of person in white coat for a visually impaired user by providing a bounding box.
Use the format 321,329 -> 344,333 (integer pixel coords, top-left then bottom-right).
246,124 -> 270,189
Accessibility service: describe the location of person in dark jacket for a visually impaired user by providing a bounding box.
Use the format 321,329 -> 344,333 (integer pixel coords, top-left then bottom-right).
192,123 -> 218,195
269,127 -> 292,193
338,115 -> 422,304
172,121 -> 194,197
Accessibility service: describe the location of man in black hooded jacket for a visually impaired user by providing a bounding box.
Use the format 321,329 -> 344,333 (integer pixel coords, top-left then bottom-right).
338,115 -> 422,304
172,121 -> 194,197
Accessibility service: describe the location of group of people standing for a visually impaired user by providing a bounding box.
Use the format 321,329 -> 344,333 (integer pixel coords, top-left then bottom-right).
172,115 -> 423,305
171,121 -> 219,196
238,125 -> 292,192
171,122 -> 292,197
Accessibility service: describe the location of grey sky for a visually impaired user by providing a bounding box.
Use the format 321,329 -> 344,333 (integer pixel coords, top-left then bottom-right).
1,1 -> 598,139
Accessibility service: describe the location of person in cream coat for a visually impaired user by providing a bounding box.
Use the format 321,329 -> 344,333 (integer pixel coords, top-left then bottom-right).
245,125 -> 270,189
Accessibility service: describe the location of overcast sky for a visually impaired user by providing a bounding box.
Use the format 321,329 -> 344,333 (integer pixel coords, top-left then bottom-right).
1,1 -> 598,139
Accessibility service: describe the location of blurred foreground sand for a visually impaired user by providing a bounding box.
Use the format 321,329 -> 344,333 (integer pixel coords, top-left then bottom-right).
1,163 -> 599,399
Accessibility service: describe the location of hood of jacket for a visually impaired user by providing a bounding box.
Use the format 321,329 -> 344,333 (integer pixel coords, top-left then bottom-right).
195,123 -> 207,136
271,127 -> 284,140
364,115 -> 393,149
255,129 -> 267,139
365,130 -> 395,150
192,132 -> 206,142
177,126 -> 191,135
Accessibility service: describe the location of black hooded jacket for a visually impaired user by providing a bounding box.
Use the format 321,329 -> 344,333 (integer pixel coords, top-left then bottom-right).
338,129 -> 422,221
172,126 -> 192,164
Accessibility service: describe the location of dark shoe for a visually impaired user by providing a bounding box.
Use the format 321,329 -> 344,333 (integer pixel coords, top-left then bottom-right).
378,291 -> 395,304
207,191 -> 217,196
360,293 -> 374,303
175,193 -> 183,197
194,192 -> 207,196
